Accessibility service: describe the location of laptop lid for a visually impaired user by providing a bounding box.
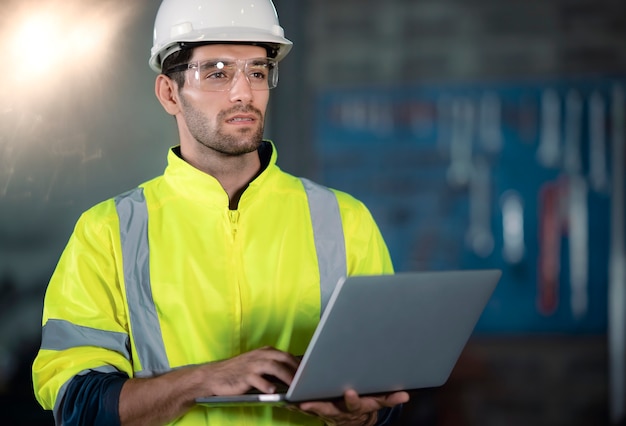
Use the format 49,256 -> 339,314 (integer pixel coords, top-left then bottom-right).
196,269 -> 501,405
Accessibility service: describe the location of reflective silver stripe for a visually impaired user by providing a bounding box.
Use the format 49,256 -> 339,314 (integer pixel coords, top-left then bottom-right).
41,319 -> 130,359
300,178 -> 347,314
115,188 -> 170,376
113,179 -> 346,377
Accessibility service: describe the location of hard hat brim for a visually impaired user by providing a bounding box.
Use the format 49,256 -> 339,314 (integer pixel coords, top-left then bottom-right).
149,28 -> 293,73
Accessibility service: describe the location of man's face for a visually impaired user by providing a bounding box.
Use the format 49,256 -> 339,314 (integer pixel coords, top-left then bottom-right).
174,44 -> 270,156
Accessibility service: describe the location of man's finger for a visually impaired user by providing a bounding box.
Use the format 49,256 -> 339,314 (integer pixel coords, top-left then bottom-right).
343,389 -> 363,412
382,391 -> 410,406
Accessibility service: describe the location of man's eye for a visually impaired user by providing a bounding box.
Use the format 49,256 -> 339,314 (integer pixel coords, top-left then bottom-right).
249,71 -> 267,80
248,66 -> 268,80
206,71 -> 228,79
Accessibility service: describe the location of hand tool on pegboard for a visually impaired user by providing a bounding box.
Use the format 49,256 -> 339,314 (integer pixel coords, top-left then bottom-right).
465,155 -> 494,258
588,90 -> 609,193
537,179 -> 565,316
478,91 -> 502,155
436,95 -> 453,156
462,91 -> 502,260
537,88 -> 561,168
500,190 -> 525,264
609,83 -> 626,424
514,94 -> 539,145
446,97 -> 474,188
563,89 -> 589,319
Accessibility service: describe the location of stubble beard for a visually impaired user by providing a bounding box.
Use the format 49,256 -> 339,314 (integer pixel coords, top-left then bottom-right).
181,97 -> 264,156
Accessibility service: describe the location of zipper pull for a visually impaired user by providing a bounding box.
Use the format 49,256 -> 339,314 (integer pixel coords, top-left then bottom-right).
229,210 -> 239,238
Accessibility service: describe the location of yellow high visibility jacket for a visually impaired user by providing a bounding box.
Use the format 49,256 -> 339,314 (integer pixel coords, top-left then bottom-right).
32,141 -> 393,425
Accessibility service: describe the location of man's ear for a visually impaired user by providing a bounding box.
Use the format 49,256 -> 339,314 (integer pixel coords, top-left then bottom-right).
155,74 -> 181,115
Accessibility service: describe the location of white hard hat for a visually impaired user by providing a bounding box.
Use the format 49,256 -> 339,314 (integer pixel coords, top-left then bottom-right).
149,0 -> 293,73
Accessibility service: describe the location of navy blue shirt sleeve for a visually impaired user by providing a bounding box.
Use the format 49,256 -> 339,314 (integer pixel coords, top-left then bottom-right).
61,371 -> 128,426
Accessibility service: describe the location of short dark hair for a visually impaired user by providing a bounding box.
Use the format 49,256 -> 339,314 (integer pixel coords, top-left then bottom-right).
162,47 -> 194,88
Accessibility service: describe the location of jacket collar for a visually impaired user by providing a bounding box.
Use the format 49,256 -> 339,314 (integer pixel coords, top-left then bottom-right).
163,140 -> 279,206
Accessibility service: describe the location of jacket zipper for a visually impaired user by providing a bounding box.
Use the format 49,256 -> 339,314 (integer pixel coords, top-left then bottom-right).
229,209 -> 243,353
229,209 -> 240,240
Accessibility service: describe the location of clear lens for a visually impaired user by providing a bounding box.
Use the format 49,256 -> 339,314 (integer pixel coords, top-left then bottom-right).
185,57 -> 278,92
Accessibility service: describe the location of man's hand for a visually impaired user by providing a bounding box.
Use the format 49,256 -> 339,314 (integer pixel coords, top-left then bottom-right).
295,389 -> 410,426
119,346 -> 299,426
196,346 -> 300,396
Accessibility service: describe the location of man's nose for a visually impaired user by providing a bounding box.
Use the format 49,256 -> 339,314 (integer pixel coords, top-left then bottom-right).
229,70 -> 253,104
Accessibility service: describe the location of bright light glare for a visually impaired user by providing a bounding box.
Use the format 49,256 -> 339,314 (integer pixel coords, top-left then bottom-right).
3,0 -> 135,93
12,16 -> 59,74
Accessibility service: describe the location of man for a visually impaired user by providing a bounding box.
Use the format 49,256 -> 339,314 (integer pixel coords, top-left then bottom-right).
32,0 -> 409,425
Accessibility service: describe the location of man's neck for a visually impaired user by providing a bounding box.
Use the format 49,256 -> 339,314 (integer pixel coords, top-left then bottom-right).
180,144 -> 262,209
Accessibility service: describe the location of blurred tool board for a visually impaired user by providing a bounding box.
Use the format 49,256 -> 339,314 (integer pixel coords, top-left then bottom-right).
314,77 -> 626,334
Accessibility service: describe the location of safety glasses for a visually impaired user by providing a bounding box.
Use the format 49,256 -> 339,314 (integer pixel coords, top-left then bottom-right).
165,57 -> 279,91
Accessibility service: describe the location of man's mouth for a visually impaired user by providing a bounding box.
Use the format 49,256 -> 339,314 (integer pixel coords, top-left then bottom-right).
227,116 -> 254,123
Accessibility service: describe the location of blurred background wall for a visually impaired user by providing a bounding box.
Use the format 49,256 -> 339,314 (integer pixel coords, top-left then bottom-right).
1,0 -> 625,424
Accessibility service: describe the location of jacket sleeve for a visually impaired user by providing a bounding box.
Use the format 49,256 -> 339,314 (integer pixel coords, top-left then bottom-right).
334,191 -> 394,276
32,200 -> 133,423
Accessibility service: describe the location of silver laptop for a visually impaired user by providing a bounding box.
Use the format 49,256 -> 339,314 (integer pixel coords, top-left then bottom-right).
196,269 -> 501,406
